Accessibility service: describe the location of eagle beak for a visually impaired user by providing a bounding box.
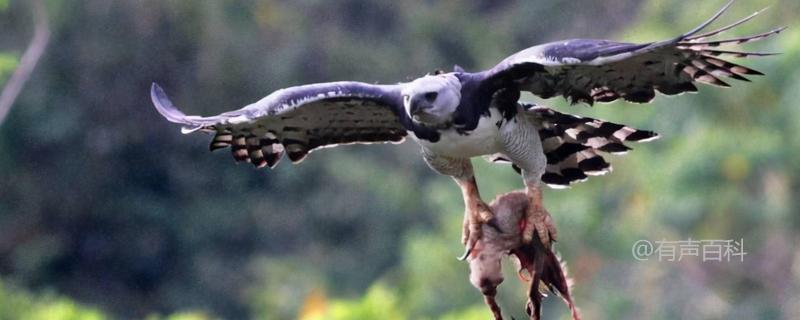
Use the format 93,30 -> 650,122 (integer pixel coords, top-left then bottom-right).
409,98 -> 424,117
405,92 -> 442,123
402,94 -> 414,117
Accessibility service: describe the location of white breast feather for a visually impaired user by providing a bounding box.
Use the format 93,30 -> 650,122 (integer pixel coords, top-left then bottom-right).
415,109 -> 504,158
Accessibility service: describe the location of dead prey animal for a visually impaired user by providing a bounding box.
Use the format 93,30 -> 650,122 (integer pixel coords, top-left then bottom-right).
466,191 -> 580,320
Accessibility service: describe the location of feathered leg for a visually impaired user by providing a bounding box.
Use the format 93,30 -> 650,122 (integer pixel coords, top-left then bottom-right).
499,104 -> 557,248
420,149 -> 494,256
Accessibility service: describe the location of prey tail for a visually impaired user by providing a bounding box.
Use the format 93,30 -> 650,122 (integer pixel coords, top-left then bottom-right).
513,236 -> 581,320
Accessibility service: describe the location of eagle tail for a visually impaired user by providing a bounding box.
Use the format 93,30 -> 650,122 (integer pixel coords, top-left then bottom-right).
535,107 -> 658,188
488,106 -> 658,189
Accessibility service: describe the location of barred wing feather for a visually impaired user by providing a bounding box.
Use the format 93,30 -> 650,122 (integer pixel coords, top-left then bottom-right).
150,82 -> 408,168
488,1 -> 784,105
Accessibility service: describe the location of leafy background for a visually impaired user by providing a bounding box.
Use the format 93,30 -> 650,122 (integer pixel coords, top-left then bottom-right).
1,0 -> 798,319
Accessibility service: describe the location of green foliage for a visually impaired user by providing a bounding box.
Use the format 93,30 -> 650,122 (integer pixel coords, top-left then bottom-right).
247,258 -> 327,320
0,278 -> 216,320
146,311 -> 216,320
326,284 -> 407,320
438,305 -> 494,320
0,279 -> 105,320
24,301 -> 105,320
0,53 -> 17,84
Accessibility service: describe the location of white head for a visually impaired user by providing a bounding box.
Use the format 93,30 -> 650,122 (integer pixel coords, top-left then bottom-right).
401,73 -> 462,126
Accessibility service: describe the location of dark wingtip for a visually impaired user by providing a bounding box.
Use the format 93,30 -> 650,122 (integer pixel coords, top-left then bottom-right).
626,130 -> 660,142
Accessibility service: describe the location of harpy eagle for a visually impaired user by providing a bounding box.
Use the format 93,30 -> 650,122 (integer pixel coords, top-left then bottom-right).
151,1 -> 782,257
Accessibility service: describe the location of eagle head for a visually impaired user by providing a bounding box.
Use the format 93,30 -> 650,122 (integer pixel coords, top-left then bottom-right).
402,73 -> 461,126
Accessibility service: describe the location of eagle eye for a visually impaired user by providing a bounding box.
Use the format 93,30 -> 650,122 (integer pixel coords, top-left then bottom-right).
424,92 -> 438,102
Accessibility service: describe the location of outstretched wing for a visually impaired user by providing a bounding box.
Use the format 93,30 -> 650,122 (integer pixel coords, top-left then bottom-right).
486,1 -> 784,104
151,82 -> 409,168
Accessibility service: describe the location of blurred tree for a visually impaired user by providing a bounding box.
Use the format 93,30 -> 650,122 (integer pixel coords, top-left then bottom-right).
0,0 -> 49,124
0,53 -> 16,83
0,0 -> 798,319
0,279 -> 106,320
0,0 -> 15,84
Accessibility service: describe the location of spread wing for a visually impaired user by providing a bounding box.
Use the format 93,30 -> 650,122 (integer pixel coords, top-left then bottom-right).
151,82 -> 410,168
486,1 -> 784,104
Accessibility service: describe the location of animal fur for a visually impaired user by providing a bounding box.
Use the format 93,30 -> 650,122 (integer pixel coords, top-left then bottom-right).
467,191 -> 580,320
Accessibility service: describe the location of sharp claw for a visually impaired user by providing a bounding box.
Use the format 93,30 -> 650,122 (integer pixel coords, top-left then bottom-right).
523,228 -> 533,244
458,245 -> 473,261
538,227 -> 550,247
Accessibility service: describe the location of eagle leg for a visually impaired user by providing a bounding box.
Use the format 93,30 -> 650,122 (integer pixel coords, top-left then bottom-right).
419,151 -> 494,259
455,176 -> 495,257
521,184 -> 557,248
